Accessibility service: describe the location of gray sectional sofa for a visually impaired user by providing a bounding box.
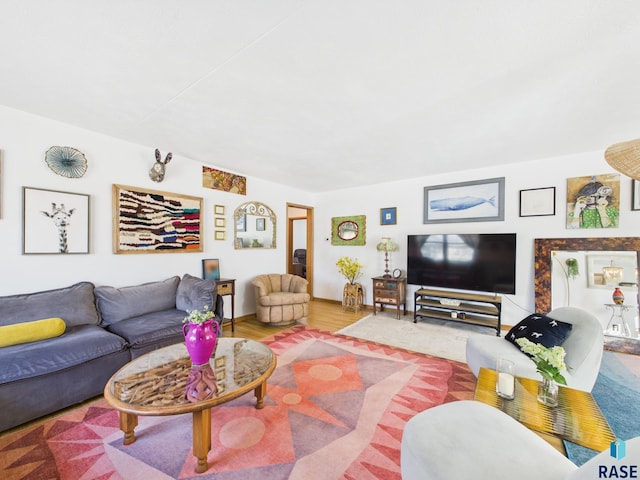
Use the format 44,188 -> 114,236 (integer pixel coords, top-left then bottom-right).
0,274 -> 223,432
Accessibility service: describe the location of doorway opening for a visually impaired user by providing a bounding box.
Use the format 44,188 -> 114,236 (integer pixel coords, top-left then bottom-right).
287,203 -> 313,299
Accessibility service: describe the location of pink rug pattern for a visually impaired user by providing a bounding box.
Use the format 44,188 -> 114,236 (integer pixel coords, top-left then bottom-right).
0,326 -> 475,480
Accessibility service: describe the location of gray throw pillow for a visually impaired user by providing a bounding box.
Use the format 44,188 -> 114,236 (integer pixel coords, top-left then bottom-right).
95,276 -> 180,325
0,282 -> 100,328
176,274 -> 217,313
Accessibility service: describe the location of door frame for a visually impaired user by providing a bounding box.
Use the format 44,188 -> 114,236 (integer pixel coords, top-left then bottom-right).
287,203 -> 313,299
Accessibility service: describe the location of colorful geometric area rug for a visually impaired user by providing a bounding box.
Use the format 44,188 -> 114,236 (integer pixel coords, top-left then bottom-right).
0,326 -> 476,480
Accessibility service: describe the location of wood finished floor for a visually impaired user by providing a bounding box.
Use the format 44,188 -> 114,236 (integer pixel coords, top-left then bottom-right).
222,299 -> 370,340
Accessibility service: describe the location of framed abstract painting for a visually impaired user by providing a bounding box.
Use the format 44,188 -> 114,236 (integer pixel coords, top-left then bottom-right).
112,184 -> 203,253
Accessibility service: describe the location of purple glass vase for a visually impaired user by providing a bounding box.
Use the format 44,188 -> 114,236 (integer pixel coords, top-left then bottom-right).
182,320 -> 220,366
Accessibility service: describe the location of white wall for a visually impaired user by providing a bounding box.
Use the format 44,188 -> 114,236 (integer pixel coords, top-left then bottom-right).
312,152 -> 640,326
0,105 -> 313,317
2,104 -> 638,326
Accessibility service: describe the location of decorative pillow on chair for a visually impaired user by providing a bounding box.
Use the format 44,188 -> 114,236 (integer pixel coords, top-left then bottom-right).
0,317 -> 66,347
506,313 -> 572,349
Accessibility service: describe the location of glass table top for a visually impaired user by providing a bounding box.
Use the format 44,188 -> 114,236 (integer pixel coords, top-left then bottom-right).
106,338 -> 275,410
475,368 -> 616,452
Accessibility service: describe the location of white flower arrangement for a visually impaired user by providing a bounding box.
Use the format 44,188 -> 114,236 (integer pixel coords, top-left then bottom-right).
515,337 -> 568,385
183,305 -> 215,324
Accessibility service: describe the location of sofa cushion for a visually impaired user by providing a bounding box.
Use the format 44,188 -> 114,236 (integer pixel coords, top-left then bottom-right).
176,273 -> 217,313
505,313 -> 573,349
0,324 -> 127,384
105,309 -> 185,350
0,282 -> 100,328
0,318 -> 66,348
95,276 -> 180,325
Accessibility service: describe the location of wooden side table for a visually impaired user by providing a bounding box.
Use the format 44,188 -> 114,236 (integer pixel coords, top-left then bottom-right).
372,276 -> 407,319
216,278 -> 235,332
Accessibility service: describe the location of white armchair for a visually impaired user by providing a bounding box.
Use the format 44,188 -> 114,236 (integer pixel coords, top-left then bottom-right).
401,400 -> 639,480
465,307 -> 604,391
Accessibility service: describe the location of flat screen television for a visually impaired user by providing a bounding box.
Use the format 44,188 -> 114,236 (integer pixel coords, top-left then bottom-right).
407,233 -> 517,294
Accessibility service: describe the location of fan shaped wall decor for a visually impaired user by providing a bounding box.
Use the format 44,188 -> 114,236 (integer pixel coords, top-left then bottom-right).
45,146 -> 87,178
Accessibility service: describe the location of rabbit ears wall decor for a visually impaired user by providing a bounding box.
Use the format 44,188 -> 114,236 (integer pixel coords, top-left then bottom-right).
149,148 -> 173,182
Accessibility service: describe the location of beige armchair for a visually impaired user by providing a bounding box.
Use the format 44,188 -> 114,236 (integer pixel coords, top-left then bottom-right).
252,274 -> 310,325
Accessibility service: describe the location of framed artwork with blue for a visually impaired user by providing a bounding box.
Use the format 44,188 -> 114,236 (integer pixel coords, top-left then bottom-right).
380,207 -> 397,225
423,177 -> 505,224
202,258 -> 220,280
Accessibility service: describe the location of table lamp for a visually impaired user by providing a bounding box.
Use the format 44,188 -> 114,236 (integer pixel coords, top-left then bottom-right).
376,237 -> 398,278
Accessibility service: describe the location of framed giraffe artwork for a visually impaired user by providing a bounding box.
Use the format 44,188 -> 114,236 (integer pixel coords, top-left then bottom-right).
22,187 -> 90,254
112,184 -> 203,254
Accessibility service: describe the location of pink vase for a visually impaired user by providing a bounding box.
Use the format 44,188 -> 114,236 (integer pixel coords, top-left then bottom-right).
182,320 -> 220,366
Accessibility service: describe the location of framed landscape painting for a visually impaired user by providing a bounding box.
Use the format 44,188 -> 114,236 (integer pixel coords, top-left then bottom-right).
112,184 -> 203,254
23,187 -> 90,254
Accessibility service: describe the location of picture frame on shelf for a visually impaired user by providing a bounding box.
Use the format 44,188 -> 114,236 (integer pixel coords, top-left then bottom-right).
112,184 -> 203,253
214,204 -> 225,215
632,180 -> 640,211
215,217 -> 226,228
519,186 -> 556,217
202,258 -> 221,280
380,207 -> 397,225
23,186 -> 90,254
423,177 -> 505,224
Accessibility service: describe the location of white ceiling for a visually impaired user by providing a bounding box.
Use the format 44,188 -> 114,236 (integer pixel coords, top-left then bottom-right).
1,1 -> 639,192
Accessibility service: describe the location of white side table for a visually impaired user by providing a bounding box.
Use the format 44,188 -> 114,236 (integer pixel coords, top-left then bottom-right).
604,303 -> 637,337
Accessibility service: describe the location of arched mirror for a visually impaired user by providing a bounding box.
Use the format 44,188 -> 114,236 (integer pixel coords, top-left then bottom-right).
234,201 -> 276,249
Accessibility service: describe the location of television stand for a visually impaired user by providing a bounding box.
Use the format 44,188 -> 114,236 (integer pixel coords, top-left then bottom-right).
413,288 -> 502,336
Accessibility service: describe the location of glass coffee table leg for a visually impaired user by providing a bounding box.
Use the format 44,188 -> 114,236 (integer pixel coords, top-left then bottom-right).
193,408 -> 212,474
119,412 -> 138,445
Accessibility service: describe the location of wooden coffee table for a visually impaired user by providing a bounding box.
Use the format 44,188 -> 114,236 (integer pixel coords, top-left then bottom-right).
474,367 -> 615,453
104,338 -> 276,473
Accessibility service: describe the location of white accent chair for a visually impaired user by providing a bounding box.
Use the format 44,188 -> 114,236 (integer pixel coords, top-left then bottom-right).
465,307 -> 604,391
401,400 -> 640,480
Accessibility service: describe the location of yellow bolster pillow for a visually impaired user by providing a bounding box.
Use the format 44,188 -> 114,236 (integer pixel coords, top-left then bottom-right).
0,318 -> 66,348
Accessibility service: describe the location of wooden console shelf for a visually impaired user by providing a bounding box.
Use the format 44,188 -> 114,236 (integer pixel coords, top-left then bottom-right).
413,288 -> 502,336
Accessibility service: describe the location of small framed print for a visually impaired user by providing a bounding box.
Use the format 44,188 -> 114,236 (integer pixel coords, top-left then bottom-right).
632,180 -> 640,211
519,187 -> 556,217
256,217 -> 266,231
380,207 -> 397,225
215,230 -> 226,240
202,258 -> 220,280
214,204 -> 225,215
215,217 -> 226,228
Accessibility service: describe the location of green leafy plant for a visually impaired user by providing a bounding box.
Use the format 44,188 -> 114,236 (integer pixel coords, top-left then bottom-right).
565,258 -> 579,279
336,256 -> 363,284
515,337 -> 568,385
183,305 -> 215,324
